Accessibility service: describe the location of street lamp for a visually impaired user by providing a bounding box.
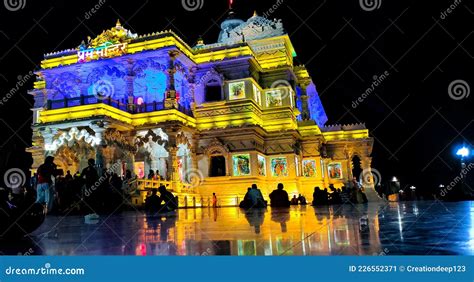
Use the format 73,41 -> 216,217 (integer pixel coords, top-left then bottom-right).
455,145 -> 470,198
456,146 -> 469,159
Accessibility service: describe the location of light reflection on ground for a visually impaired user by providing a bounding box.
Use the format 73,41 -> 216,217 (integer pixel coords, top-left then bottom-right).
2,201 -> 473,256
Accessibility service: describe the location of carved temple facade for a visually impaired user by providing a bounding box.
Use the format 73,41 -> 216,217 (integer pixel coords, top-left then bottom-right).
27,15 -> 375,206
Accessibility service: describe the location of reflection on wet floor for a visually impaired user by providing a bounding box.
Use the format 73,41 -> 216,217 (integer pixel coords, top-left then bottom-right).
2,201 -> 473,255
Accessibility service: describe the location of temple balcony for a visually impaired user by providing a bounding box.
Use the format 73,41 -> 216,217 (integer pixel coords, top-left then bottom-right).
44,94 -> 193,117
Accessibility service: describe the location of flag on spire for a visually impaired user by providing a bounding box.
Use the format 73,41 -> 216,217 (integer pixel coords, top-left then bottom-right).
229,0 -> 233,9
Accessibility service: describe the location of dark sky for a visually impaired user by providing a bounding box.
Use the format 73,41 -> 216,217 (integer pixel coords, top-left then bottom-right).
0,0 -> 472,191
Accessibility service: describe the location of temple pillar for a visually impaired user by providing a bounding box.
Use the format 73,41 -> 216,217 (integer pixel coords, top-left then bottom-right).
90,122 -> 108,176
298,81 -> 311,120
168,147 -> 180,192
40,127 -> 58,157
164,50 -> 180,109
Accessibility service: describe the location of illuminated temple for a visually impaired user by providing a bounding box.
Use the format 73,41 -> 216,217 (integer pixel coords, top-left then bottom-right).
27,13 -> 375,206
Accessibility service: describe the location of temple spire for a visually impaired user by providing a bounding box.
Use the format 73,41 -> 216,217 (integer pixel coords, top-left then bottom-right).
229,0 -> 233,9
116,19 -> 122,27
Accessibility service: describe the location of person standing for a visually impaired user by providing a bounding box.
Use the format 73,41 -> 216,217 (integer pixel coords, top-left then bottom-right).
147,170 -> 155,180
81,159 -> 99,212
36,156 -> 58,213
212,193 -> 218,208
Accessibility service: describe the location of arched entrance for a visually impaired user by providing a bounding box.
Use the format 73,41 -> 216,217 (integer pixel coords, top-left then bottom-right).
54,140 -> 95,174
351,155 -> 362,181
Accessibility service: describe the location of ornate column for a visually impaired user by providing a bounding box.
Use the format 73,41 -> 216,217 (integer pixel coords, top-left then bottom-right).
191,133 -> 199,172
164,50 -> 180,109
298,80 -> 311,121
168,147 -> 180,192
187,69 -> 197,110
90,121 -> 108,176
125,60 -> 136,113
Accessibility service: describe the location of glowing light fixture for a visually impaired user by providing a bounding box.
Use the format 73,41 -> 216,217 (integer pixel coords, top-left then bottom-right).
456,146 -> 469,158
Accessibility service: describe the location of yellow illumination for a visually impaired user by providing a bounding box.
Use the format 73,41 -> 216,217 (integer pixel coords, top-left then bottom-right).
39,104 -> 196,127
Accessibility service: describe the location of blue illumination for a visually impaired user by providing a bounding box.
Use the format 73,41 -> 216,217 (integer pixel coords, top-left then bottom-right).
134,69 -> 167,102
456,146 -> 470,158
306,83 -> 328,126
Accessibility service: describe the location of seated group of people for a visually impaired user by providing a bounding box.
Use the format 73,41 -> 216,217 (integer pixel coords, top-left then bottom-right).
290,194 -> 307,205
239,183 -> 294,209
312,184 -> 367,206
145,185 -> 178,213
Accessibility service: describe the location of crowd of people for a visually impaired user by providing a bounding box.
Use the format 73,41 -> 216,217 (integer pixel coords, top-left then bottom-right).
238,181 -> 367,210
5,157 -> 142,221
144,185 -> 178,214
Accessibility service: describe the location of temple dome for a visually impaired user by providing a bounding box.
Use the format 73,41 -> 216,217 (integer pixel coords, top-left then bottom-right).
218,10 -> 245,43
218,12 -> 285,44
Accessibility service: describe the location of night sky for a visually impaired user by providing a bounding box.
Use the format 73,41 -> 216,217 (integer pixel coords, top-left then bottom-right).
0,0 -> 472,191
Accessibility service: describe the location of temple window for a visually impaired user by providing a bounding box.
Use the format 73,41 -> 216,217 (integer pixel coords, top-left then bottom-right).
209,155 -> 226,177
204,79 -> 223,102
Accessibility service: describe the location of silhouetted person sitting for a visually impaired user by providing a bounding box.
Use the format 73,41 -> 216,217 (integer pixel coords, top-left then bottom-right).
269,183 -> 290,207
321,188 -> 329,205
145,190 -> 161,213
158,185 -> 178,212
250,184 -> 267,208
239,188 -> 253,209
329,187 -> 342,205
290,195 -> 299,205
312,187 -> 320,206
298,194 -> 307,205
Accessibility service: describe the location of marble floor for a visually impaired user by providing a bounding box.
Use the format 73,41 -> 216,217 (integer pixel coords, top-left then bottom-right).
1,200 -> 473,256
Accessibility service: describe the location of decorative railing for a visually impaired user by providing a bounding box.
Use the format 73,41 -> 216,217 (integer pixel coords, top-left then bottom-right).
136,179 -> 196,194
46,95 -> 193,116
